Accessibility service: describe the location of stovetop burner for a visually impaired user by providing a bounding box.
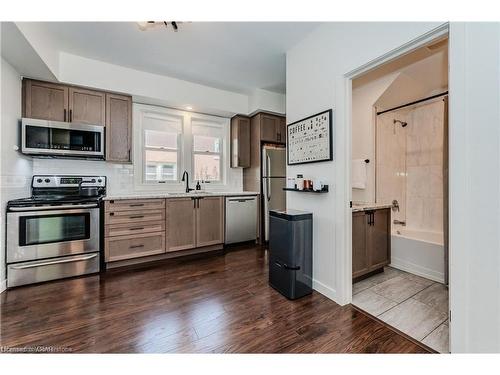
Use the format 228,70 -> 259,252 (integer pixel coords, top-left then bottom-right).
7,175 -> 107,210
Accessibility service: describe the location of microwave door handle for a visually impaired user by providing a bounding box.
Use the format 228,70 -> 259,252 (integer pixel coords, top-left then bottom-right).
10,254 -> 98,269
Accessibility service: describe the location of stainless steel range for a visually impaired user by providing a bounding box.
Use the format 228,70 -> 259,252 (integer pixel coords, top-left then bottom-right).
6,175 -> 106,287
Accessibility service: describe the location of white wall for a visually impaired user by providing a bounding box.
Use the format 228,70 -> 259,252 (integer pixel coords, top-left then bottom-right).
352,73 -> 397,203
0,58 -> 33,292
248,88 -> 286,115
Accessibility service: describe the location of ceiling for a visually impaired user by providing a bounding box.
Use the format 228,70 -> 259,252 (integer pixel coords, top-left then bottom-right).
25,22 -> 321,94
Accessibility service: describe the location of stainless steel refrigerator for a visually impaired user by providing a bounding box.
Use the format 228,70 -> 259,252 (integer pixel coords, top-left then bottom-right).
262,145 -> 286,241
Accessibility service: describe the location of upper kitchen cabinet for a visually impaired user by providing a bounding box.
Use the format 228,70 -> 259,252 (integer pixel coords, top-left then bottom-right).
22,79 -> 69,122
230,115 -> 250,168
106,93 -> 132,163
68,87 -> 106,126
258,113 -> 286,143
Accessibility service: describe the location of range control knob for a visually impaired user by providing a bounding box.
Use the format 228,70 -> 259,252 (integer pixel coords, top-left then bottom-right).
97,179 -> 102,183
91,179 -> 96,183
36,178 -> 43,183
44,178 -> 50,183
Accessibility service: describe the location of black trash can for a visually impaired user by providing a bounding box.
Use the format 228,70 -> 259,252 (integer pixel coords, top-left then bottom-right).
268,209 -> 312,299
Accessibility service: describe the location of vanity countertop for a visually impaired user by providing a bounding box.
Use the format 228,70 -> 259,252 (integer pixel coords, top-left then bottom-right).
103,191 -> 260,201
351,202 -> 392,212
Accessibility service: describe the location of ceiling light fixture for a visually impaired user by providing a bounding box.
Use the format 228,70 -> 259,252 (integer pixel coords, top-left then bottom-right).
137,21 -> 182,32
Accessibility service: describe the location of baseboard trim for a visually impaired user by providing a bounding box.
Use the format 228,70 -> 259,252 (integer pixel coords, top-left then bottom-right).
0,279 -> 7,294
312,279 -> 337,302
390,257 -> 445,283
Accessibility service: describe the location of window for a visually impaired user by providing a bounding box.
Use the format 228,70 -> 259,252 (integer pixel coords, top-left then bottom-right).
134,105 -> 229,189
141,114 -> 182,184
192,122 -> 224,182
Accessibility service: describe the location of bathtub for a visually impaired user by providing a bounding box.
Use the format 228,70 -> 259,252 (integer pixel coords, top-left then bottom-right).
390,228 -> 445,283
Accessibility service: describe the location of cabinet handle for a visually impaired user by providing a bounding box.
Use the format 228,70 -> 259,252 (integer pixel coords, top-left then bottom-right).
69,109 -> 73,122
129,227 -> 145,231
64,109 -> 67,122
129,215 -> 144,219
129,204 -> 144,207
129,244 -> 144,249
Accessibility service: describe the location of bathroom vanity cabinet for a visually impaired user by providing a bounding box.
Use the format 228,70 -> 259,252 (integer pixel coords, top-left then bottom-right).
352,208 -> 391,279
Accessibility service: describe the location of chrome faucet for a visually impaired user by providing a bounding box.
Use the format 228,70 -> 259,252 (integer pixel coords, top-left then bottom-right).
181,171 -> 195,193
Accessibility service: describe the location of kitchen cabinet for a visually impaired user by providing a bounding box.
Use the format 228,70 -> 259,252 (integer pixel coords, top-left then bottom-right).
22,78 -> 132,162
230,115 -> 250,168
104,198 -> 166,263
23,79 -> 69,122
196,196 -> 224,247
68,87 -> 106,126
106,93 -> 132,162
166,198 -> 197,252
352,208 -> 391,279
259,113 -> 286,143
166,196 -> 224,251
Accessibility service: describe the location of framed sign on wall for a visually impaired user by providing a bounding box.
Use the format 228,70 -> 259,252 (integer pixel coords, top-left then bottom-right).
287,109 -> 333,165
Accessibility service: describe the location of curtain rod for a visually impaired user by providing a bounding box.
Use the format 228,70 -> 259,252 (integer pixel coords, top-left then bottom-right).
376,91 -> 448,116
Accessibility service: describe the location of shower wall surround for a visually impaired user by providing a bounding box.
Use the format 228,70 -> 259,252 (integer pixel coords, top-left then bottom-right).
376,99 -> 445,237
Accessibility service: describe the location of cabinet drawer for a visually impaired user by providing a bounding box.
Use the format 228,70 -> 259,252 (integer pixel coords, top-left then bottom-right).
105,220 -> 165,237
105,232 -> 165,262
105,209 -> 165,225
105,199 -> 165,212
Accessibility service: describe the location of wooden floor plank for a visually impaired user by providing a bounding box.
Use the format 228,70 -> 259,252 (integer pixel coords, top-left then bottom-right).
0,245 -> 428,353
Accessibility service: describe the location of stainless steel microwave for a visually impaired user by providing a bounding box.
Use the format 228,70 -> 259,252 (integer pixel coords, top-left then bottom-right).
21,118 -> 105,159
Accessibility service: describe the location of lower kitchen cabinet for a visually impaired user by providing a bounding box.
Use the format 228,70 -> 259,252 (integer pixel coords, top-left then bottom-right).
166,196 -> 224,251
196,196 -> 224,247
166,198 -> 197,252
352,208 -> 390,279
104,196 -> 225,266
105,232 -> 166,262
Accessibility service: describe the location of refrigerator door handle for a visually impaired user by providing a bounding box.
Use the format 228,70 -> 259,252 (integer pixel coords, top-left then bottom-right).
266,153 -> 272,178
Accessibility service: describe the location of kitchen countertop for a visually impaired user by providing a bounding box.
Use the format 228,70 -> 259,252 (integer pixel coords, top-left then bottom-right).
103,191 -> 260,201
351,202 -> 392,212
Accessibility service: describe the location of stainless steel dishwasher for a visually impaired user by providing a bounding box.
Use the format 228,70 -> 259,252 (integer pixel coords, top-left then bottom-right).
225,196 -> 258,244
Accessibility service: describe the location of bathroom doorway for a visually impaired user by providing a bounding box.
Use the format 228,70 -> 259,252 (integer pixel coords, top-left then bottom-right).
349,36 -> 449,353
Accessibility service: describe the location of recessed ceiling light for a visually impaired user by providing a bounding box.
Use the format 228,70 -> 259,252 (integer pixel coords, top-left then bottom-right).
186,106 -> 193,110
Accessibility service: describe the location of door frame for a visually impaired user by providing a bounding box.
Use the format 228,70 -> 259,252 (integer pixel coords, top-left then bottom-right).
340,22 -> 450,324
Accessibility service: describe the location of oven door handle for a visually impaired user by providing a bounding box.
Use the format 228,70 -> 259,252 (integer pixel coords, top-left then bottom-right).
8,203 -> 99,212
9,254 -> 98,269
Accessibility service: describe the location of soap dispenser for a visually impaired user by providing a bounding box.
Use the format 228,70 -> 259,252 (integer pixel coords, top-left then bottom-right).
196,180 -> 201,191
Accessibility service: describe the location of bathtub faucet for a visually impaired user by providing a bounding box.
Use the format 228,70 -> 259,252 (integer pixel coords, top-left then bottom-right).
393,219 -> 406,226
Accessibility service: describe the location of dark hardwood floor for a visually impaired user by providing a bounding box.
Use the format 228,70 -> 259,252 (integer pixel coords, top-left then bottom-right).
0,245 -> 428,353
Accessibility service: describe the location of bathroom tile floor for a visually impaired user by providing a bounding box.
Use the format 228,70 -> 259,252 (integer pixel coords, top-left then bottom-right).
352,267 -> 449,353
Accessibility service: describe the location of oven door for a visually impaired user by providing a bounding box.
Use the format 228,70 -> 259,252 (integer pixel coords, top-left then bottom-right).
7,207 -> 100,263
21,118 -> 104,158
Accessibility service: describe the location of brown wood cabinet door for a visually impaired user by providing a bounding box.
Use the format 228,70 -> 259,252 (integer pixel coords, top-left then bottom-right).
106,93 -> 132,162
278,116 -> 287,143
260,114 -> 279,142
166,198 -> 197,252
352,211 -> 370,278
367,209 -> 391,271
231,116 -> 250,168
23,79 -> 69,121
196,196 -> 224,247
68,87 -> 105,126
